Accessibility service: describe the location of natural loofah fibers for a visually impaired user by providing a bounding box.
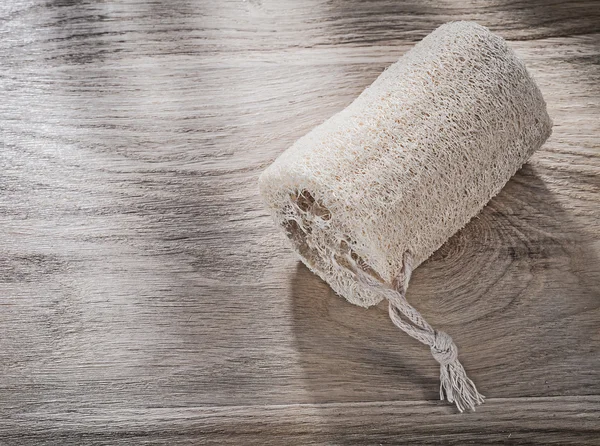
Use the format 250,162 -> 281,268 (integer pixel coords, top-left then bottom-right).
258,21 -> 552,412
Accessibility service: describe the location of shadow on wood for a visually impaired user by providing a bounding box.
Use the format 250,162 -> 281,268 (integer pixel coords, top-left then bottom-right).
290,162 -> 600,413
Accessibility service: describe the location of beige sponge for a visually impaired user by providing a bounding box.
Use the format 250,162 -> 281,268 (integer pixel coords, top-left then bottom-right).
258,21 -> 552,411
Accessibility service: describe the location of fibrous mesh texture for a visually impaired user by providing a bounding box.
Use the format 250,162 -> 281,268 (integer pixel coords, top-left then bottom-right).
258,21 -> 552,308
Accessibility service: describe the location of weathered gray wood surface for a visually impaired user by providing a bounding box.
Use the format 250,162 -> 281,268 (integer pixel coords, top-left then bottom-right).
1,1 -> 599,444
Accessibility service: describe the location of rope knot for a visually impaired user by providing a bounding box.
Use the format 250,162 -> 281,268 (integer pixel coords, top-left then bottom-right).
357,250 -> 484,411
430,330 -> 458,366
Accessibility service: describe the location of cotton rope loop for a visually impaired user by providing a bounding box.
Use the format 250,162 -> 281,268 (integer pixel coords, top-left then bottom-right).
258,21 -> 552,412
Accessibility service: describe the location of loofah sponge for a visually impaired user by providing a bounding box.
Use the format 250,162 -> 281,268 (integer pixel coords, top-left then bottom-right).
258,21 -> 552,411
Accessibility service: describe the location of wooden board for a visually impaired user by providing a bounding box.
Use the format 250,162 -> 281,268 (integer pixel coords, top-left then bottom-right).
1,0 -> 599,444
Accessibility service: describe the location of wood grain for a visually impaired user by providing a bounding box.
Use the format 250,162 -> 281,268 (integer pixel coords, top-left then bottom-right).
2,397 -> 599,445
1,0 -> 599,444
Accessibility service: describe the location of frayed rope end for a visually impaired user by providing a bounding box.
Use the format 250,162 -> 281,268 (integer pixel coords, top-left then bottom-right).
431,330 -> 485,412
438,355 -> 485,412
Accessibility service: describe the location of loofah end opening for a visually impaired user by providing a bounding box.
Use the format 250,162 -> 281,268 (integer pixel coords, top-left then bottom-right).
281,190 -> 385,307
